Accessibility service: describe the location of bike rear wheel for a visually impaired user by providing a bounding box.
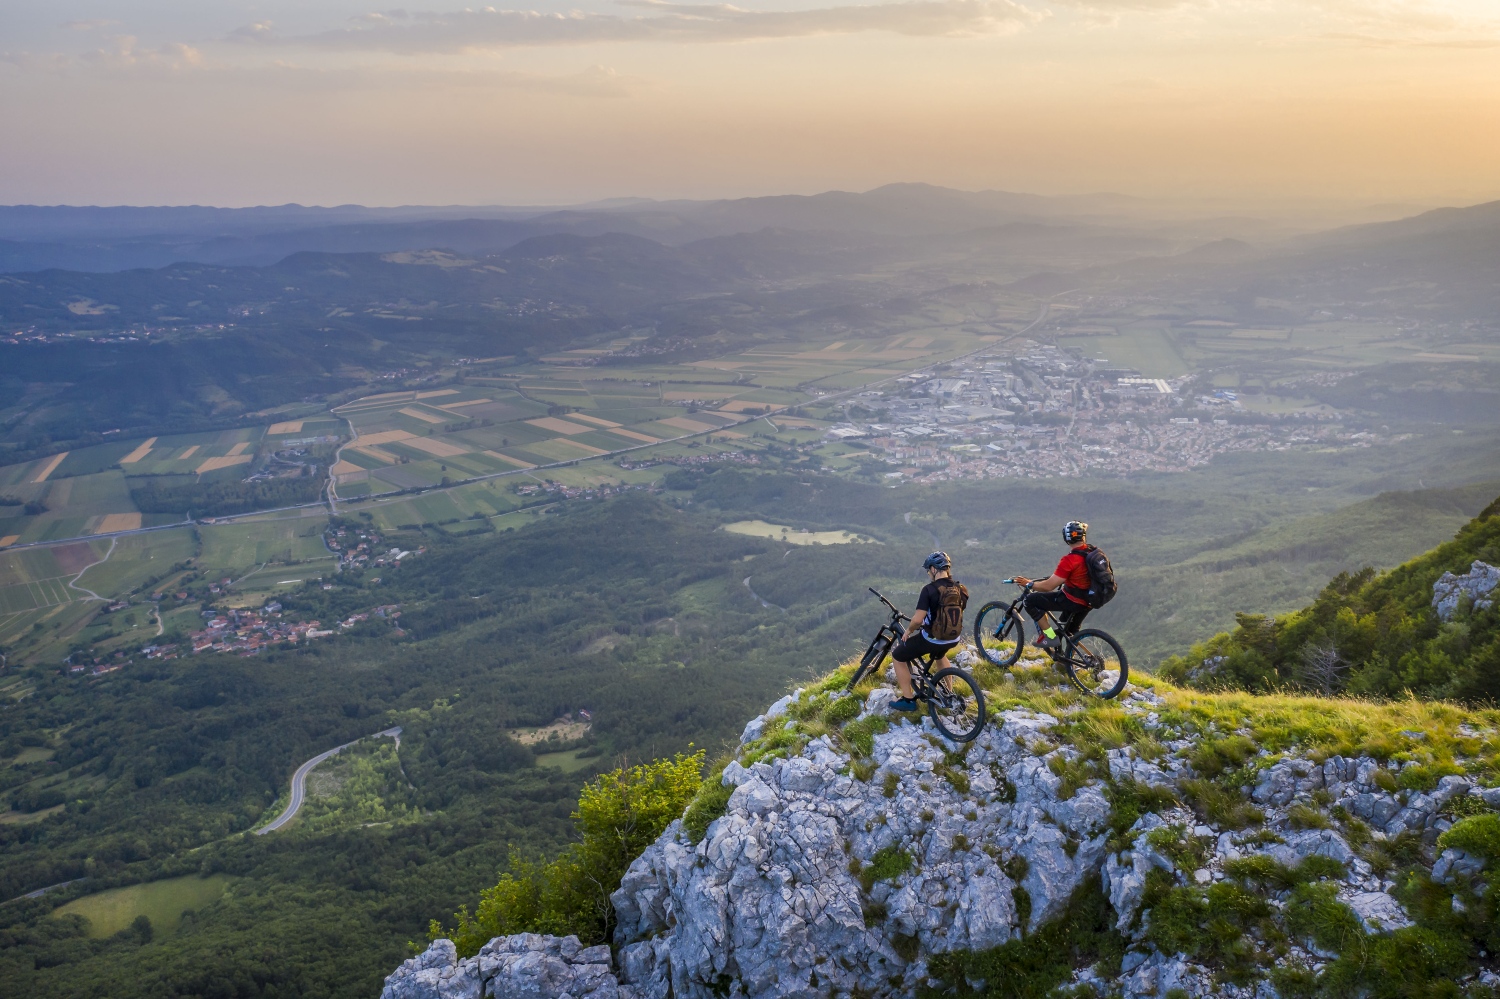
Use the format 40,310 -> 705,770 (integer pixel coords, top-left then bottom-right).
1062,629 -> 1128,699
847,634 -> 894,691
926,666 -> 986,742
973,601 -> 1024,668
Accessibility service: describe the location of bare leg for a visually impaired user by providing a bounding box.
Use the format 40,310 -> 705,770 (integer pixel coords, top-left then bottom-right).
894,660 -> 915,698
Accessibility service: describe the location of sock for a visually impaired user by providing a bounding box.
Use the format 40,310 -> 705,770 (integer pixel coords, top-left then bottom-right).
1044,627 -> 1057,639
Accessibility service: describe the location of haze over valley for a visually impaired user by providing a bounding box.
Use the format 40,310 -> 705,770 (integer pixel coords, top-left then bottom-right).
3,1 -> 1500,996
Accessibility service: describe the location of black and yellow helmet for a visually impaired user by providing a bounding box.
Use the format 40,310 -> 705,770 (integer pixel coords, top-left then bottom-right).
1063,521 -> 1088,545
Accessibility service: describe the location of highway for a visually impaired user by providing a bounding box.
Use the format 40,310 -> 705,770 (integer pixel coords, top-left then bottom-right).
255,726 -> 402,834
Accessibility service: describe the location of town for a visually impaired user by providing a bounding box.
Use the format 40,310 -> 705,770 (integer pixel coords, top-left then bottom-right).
820,341 -> 1388,483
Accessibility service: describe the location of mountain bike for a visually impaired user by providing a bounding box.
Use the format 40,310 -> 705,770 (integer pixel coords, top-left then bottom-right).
845,587 -> 986,742
973,580 -> 1129,699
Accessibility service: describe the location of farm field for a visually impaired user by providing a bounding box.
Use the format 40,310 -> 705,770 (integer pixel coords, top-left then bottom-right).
721,520 -> 879,545
329,331 -> 1000,501
1056,324 -> 1190,378
0,416 -> 346,547
53,875 -> 234,938
198,518 -> 331,577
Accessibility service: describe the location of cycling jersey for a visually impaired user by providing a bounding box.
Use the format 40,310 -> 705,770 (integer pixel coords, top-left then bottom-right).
1055,546 -> 1092,606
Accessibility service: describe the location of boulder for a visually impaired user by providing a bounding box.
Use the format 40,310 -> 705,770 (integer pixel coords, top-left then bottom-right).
1433,561 -> 1499,620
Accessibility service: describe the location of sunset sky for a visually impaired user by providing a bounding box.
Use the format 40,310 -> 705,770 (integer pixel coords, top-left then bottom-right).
2,1 -> 1498,206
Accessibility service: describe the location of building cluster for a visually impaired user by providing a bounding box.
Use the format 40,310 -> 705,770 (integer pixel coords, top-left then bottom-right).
514,480 -> 657,500
325,526 -> 425,571
187,603 -> 330,655
823,341 -> 1385,482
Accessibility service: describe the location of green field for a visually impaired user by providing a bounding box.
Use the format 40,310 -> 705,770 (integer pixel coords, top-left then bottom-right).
53,875 -> 234,938
198,518 -> 331,575
72,530 -> 198,597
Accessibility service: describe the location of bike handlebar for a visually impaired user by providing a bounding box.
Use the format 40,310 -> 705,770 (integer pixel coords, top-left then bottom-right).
868,587 -> 910,622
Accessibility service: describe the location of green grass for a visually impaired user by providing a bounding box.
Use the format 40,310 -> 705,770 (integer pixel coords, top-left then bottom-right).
53,875 -> 234,938
535,749 -> 596,773
198,518 -> 330,575
72,529 -> 198,598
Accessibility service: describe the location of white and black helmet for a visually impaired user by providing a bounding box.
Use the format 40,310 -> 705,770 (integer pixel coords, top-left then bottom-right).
1063,521 -> 1088,545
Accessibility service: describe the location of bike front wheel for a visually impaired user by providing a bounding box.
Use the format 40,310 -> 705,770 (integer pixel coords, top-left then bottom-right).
973,601 -> 1024,668
927,666 -> 986,742
847,634 -> 893,691
1062,629 -> 1128,699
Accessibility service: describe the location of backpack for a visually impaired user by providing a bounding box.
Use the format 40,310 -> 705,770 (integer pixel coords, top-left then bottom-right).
927,578 -> 969,642
1078,545 -> 1117,609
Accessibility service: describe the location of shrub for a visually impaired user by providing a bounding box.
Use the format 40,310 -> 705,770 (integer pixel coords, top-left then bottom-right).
1285,882 -> 1364,959
843,716 -> 889,757
683,777 -> 734,843
866,846 -> 914,883
1438,813 -> 1500,859
1180,778 -> 1264,830
923,876 -> 1124,999
1145,881 -> 1272,984
1223,854 -> 1345,890
1105,779 -> 1179,849
436,750 -> 704,954
824,694 -> 862,725
1189,736 -> 1258,779
1287,803 -> 1331,830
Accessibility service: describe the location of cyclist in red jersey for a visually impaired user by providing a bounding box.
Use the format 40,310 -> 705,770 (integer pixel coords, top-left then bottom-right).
1012,521 -> 1092,651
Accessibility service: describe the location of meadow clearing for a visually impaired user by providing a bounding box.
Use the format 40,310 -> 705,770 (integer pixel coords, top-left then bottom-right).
722,521 -> 878,545
53,874 -> 234,938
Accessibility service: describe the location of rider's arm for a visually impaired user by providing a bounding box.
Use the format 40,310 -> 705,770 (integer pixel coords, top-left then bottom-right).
904,609 -> 926,639
1013,574 -> 1066,592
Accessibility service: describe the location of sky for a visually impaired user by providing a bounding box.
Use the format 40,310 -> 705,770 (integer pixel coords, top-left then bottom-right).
2,1 -> 1499,207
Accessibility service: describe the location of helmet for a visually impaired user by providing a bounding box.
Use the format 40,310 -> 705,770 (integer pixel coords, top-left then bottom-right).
1063,521 -> 1088,545
922,551 -> 952,572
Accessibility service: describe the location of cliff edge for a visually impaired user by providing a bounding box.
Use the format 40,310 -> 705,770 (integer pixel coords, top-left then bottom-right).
384,647 -> 1500,999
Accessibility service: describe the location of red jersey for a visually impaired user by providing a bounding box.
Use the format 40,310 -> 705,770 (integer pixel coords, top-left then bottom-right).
1055,547 -> 1092,605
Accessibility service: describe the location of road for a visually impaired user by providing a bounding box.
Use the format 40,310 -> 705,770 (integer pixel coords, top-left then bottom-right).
255,726 -> 402,835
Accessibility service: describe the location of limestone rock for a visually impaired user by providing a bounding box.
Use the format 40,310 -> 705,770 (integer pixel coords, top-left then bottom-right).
381,936 -> 622,999
390,684 -> 1478,999
1433,560 -> 1499,620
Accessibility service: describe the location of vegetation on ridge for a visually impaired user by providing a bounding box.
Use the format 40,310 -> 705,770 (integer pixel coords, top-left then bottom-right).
1161,493 -> 1500,702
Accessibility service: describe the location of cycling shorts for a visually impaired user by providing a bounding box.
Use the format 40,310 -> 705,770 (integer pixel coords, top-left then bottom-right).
892,633 -> 959,664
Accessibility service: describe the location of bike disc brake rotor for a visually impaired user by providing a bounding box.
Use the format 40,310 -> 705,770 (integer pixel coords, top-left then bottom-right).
1071,641 -> 1115,693
931,686 -> 968,723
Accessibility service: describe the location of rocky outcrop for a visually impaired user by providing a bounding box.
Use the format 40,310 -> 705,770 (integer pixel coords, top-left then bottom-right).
385,677 -> 1499,999
383,934 -> 618,999
1433,560 -> 1499,620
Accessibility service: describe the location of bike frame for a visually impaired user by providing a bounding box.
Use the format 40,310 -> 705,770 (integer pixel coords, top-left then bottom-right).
860,588 -> 943,692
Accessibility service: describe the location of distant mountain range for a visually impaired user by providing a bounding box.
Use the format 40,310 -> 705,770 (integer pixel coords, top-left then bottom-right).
0,184 -> 1431,273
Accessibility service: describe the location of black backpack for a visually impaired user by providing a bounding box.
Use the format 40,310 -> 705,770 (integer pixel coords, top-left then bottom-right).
1078,545 -> 1117,608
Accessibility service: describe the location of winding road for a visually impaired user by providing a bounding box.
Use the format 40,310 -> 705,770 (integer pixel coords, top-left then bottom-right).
255,726 -> 402,834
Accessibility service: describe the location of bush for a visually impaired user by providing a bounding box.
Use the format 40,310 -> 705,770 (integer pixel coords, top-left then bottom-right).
1438,813 -> 1500,859
923,876 -> 1124,999
437,750 -> 705,954
682,777 -> 733,843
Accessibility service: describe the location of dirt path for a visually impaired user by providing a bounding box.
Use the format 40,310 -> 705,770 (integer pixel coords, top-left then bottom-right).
65,538 -> 116,601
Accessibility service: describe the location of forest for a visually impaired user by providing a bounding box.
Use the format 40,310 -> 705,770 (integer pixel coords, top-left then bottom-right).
0,496 -> 889,997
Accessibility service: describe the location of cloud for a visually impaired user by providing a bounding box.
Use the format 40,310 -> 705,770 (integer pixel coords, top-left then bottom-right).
264,60 -> 643,96
1322,31 -> 1500,48
231,0 -> 1039,53
80,36 -> 204,71
63,19 -> 121,31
